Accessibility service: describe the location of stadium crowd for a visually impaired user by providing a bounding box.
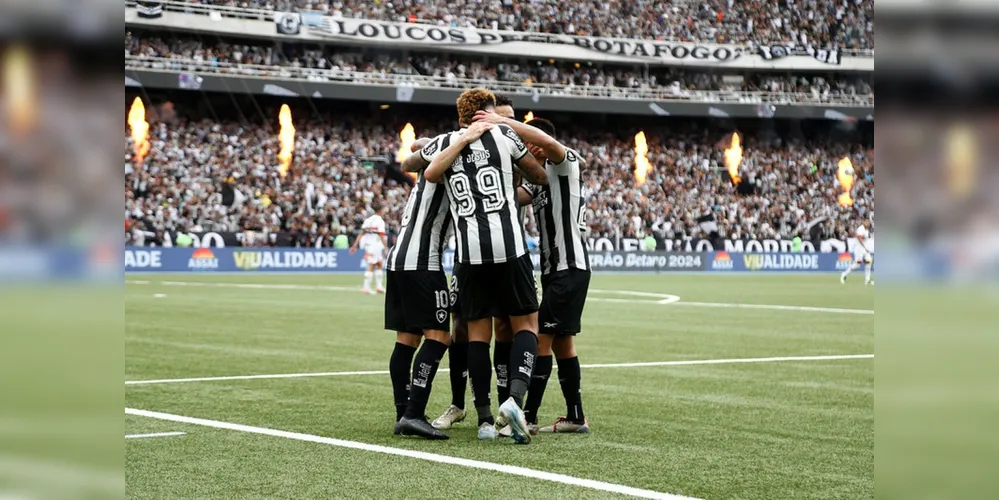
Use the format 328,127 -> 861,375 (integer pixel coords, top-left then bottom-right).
125,32 -> 873,102
189,0 -> 873,51
124,99 -> 873,248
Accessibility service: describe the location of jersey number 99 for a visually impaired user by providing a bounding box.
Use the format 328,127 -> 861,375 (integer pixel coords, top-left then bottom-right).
448,169 -> 505,217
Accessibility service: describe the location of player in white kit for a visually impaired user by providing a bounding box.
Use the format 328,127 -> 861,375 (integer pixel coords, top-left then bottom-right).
350,204 -> 389,294
841,221 -> 874,285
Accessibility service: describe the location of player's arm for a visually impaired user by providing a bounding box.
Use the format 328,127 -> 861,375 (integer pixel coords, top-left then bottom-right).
348,230 -> 366,254
425,122 -> 495,183
401,136 -> 436,172
474,111 -> 566,164
516,186 -> 533,207
514,152 -> 547,185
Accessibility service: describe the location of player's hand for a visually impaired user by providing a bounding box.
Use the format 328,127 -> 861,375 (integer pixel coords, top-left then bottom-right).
462,121 -> 495,142
349,246 -> 357,255
411,138 -> 430,152
472,110 -> 506,125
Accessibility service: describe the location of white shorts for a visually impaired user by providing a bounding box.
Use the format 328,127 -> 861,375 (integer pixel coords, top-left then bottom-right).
854,250 -> 872,264
364,251 -> 385,266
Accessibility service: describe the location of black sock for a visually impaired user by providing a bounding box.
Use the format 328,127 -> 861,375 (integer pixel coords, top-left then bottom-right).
404,339 -> 449,419
493,341 -> 513,404
448,341 -> 469,409
508,331 -> 538,408
468,341 -> 494,425
557,356 -> 585,423
389,342 -> 417,421
524,355 -> 553,424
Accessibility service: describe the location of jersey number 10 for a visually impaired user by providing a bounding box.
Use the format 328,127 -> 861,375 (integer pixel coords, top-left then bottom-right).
448,169 -> 506,217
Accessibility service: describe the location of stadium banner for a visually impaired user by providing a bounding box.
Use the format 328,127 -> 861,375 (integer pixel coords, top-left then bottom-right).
124,69 -> 874,121
0,246 -> 120,281
135,1 -> 163,19
706,251 -> 855,272
588,251 -> 707,272
124,4 -> 872,71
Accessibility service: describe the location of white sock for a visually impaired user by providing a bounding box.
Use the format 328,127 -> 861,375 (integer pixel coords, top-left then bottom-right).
374,269 -> 384,289
864,263 -> 871,283
363,271 -> 373,290
841,262 -> 858,279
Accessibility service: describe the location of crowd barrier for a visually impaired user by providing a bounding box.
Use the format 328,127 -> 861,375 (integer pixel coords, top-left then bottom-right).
124,247 -> 860,273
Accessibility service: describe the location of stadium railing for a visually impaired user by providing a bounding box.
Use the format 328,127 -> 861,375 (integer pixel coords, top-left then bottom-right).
124,0 -> 875,58
125,55 -> 875,107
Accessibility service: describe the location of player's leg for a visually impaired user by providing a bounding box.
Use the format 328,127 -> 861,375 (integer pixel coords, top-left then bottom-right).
523,332 -> 554,432
393,271 -> 452,440
433,271 -> 468,430
538,269 -> 591,434
385,270 -> 419,423
456,263 -> 499,438
841,258 -> 861,283
493,316 -> 514,406
864,254 -> 874,285
497,254 -> 542,444
363,258 -> 375,293
374,260 -> 385,293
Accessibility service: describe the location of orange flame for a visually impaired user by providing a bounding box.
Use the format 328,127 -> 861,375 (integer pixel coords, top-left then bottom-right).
524,111 -> 534,123
396,123 -> 417,180
3,45 -> 35,135
277,104 -> 295,177
724,132 -> 743,185
633,131 -> 652,184
947,124 -> 975,197
837,157 -> 855,206
128,97 -> 151,165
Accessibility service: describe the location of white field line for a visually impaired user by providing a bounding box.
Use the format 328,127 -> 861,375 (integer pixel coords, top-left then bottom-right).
125,431 -> 186,440
126,354 -> 873,386
125,408 -> 699,500
126,280 -> 872,315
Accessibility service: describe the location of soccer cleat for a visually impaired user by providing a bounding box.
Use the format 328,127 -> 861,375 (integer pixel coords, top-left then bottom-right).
477,422 -> 498,440
539,417 -> 590,434
396,417 -> 449,440
528,423 -> 540,436
840,275 -> 846,284
495,413 -> 508,428
376,287 -> 386,294
362,288 -> 373,294
431,405 -> 467,430
498,397 -> 531,444
497,424 -> 512,438
393,420 -> 404,435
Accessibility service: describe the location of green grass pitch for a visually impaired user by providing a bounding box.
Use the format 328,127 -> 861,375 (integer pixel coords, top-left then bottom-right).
126,273 -> 873,500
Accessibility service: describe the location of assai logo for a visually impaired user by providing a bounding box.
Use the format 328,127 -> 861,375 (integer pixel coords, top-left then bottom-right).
836,252 -> 854,270
712,251 -> 734,270
188,248 -> 219,270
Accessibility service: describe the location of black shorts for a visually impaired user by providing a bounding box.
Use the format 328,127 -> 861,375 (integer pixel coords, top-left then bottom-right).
539,268 -> 591,335
455,254 -> 539,321
384,270 -> 451,334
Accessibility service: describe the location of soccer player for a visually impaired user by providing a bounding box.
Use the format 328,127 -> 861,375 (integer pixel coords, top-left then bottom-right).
384,136 -> 458,440
424,88 -> 548,444
841,220 -> 874,285
476,112 -> 592,434
432,94 -> 519,432
349,204 -> 388,294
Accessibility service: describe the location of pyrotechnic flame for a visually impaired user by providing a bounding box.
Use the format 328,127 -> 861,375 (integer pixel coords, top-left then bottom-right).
724,132 -> 743,185
396,123 -> 417,180
947,124 -> 976,197
633,131 -> 652,185
277,104 -> 295,177
3,45 -> 35,134
837,156 -> 855,207
128,97 -> 151,165
524,111 -> 534,122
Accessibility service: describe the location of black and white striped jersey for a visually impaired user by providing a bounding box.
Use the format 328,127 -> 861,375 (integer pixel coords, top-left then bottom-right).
430,124 -> 530,265
385,135 -> 454,272
527,148 -> 589,275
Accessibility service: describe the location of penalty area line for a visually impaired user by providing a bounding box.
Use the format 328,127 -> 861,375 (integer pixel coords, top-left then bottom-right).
126,354 -> 873,386
125,408 -> 699,500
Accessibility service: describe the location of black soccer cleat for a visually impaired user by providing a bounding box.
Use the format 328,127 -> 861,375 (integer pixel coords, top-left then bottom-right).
396,417 -> 449,440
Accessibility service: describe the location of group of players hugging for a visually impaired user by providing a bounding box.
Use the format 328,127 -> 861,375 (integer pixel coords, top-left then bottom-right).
352,89 -> 591,443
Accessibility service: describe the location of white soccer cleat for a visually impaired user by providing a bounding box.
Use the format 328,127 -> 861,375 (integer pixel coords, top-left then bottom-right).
840,275 -> 846,284
431,405 -> 466,430
376,287 -> 386,294
539,417 -> 590,434
498,398 -> 531,444
477,422 -> 498,440
362,288 -> 373,294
